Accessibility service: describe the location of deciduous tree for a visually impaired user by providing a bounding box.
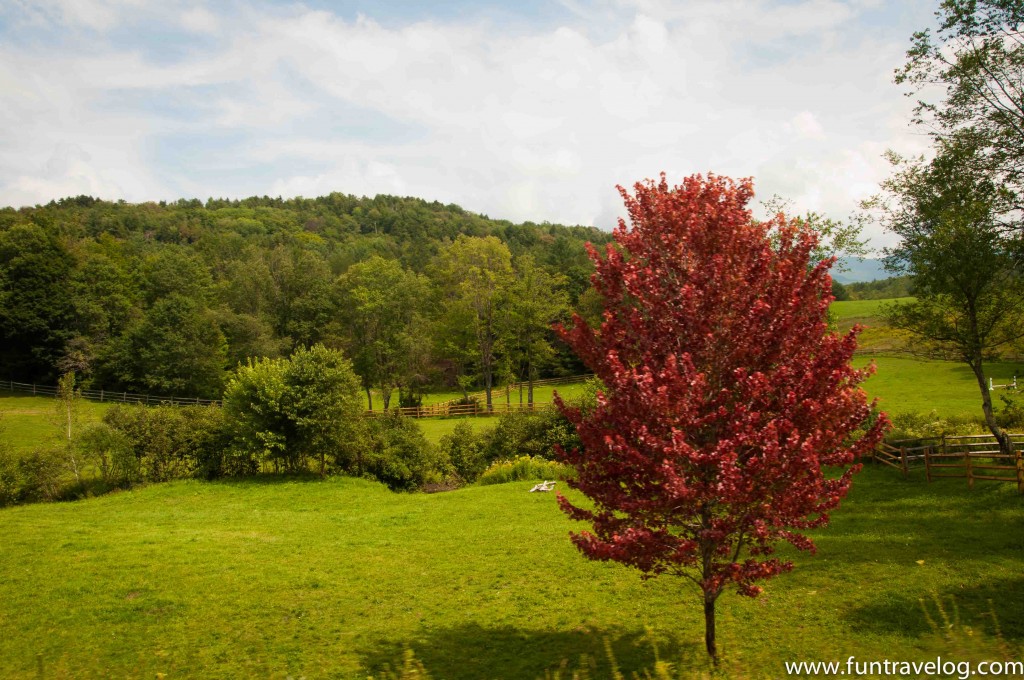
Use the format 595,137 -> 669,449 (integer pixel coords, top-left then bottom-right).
433,235 -> 514,410
874,139 -> 1024,457
223,344 -> 363,476
897,0 -> 1024,217
554,173 -> 887,661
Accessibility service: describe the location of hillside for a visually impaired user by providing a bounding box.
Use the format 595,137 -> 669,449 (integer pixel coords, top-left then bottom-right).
0,193 -> 612,400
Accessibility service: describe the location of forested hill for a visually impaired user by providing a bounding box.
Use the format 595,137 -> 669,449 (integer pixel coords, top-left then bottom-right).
0,192 -> 612,399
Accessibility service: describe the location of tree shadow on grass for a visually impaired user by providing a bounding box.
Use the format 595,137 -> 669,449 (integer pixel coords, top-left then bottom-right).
204,472 -> 332,488
358,624 -> 707,680
845,577 -> 1024,642
809,468 -> 1024,565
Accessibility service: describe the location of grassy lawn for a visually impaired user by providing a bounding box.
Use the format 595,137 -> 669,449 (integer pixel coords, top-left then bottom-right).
858,356 -> 1024,417
0,392 -> 111,452
0,468 -> 1020,678
831,297 -> 910,325
4,363 -> 1022,453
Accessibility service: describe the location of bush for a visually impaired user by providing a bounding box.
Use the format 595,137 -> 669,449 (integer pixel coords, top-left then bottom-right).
997,393 -> 1024,429
102,403 -> 232,483
886,411 -> 987,442
477,455 -> 574,486
16,447 -> 66,502
77,422 -> 134,486
438,421 -> 487,483
479,406 -> 583,463
223,345 -> 363,475
360,413 -> 446,491
0,443 -> 22,507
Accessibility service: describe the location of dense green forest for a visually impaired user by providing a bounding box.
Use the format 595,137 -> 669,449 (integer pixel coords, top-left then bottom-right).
0,193 -> 612,406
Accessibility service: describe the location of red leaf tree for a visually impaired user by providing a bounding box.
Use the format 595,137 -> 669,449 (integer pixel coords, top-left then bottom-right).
554,173 -> 888,660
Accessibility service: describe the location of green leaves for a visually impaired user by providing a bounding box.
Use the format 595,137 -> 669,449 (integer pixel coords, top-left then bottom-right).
223,345 -> 362,474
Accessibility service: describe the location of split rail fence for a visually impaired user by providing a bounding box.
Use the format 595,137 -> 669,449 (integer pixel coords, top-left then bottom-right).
871,433 -> 1024,493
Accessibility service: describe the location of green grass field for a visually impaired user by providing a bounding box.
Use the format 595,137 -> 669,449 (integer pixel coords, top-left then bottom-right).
3,360 -> 1021,454
0,392 -> 110,452
858,356 -> 1023,417
0,469 -> 1020,678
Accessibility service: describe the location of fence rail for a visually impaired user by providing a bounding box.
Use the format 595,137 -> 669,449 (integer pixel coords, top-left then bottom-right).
0,380 -> 223,407
1,379 -> 557,418
365,401 -> 552,419
870,433 -> 1024,493
438,374 -> 593,408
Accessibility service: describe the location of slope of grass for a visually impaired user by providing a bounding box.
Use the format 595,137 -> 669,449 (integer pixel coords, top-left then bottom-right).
858,356 -> 1024,417
0,469 -> 1020,678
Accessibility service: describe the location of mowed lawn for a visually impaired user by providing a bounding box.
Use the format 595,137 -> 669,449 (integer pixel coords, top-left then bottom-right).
0,392 -> 110,452
0,468 -> 1021,679
857,356 -> 1024,417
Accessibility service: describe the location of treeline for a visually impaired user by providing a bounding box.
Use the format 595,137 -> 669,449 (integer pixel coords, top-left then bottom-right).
0,192 -> 611,404
837,276 -> 914,301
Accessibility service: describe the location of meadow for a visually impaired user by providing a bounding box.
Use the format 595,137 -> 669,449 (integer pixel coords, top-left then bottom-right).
2,300 -> 1024,678
0,468 -> 1020,679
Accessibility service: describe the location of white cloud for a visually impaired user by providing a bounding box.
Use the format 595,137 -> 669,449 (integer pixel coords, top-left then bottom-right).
0,0 -> 939,249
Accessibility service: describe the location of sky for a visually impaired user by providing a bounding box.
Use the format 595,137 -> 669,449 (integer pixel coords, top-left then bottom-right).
0,0 -> 940,250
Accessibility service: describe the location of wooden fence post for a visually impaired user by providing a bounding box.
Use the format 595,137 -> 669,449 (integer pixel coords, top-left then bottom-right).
925,445 -> 932,483
966,449 -> 974,489
1016,446 -> 1023,495
900,447 -> 908,479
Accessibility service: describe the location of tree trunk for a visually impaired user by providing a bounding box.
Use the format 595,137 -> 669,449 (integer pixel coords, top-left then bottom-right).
704,592 -> 718,662
970,359 -> 1014,457
365,386 -> 373,413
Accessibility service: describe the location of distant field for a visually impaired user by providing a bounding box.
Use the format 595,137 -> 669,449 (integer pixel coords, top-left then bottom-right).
857,356 -> 1022,417
4,357 -> 1022,452
831,297 -> 903,324
0,469 -> 1020,678
0,392 -> 110,452
0,381 -> 592,451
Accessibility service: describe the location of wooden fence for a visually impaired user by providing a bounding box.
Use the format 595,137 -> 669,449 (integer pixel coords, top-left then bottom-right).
0,380 -> 222,407
871,433 -> 1024,493
365,400 -> 552,419
437,374 -> 593,408
2,379 -> 552,419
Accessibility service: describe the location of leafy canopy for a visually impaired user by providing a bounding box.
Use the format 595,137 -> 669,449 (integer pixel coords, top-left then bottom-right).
555,173 -> 888,659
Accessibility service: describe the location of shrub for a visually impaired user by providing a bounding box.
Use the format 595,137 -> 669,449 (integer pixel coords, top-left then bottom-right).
102,403 -> 231,483
886,411 -> 987,442
0,442 -> 22,507
997,393 -> 1024,429
223,345 -> 363,475
16,447 -> 66,502
360,413 -> 446,491
477,455 -> 573,486
478,403 -> 585,461
76,422 -> 133,485
438,421 -> 487,483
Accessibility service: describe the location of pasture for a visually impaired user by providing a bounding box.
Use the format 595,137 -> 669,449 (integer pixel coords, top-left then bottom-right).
0,468 -> 1021,679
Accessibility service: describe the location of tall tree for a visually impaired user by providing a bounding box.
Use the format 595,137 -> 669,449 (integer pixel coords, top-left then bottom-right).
501,254 -> 569,405
554,174 -> 887,661
874,139 -> 1024,456
897,0 -> 1024,216
0,224 -> 75,381
433,235 -> 514,410
334,256 -> 429,411
99,294 -> 229,398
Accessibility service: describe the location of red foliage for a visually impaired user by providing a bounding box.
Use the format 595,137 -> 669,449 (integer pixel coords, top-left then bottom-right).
554,174 -> 888,652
